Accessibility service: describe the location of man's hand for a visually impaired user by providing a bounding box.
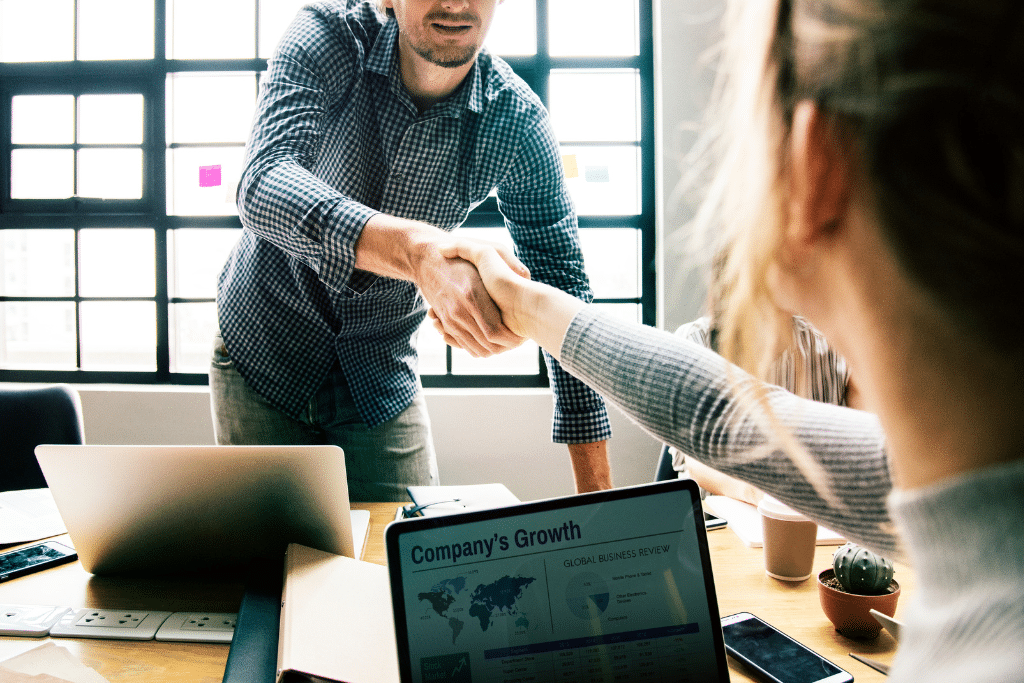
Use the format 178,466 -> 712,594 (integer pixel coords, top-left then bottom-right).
435,237 -> 534,338
355,216 -> 530,357
417,247 -> 526,357
437,236 -> 586,361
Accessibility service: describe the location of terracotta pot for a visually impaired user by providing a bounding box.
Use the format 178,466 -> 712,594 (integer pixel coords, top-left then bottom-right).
818,568 -> 900,639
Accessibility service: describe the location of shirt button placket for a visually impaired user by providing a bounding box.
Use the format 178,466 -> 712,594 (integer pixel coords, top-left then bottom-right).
383,122 -> 430,213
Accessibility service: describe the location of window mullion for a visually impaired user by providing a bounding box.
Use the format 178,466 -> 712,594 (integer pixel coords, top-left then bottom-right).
0,0 -> 655,388
73,225 -> 82,369
149,16 -> 170,376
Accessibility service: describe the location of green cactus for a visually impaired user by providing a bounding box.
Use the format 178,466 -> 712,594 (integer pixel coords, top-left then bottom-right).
832,543 -> 894,595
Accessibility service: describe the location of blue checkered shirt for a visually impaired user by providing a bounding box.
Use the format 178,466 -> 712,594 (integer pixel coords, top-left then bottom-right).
218,0 -> 611,444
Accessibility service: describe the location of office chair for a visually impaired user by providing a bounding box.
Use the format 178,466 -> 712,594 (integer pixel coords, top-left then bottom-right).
0,384 -> 85,491
654,443 -> 678,482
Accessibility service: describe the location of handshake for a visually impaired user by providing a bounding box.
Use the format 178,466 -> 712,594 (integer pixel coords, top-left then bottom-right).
359,214 -> 584,360
419,234 -> 588,362
424,237 -> 537,358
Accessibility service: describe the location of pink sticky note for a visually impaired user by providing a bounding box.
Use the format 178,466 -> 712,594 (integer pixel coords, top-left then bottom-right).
199,165 -> 222,188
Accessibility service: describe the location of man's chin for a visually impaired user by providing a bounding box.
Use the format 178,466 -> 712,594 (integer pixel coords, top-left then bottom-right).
415,45 -> 477,69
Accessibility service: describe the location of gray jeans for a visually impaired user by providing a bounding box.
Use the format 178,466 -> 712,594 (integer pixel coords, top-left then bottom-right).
209,333 -> 438,502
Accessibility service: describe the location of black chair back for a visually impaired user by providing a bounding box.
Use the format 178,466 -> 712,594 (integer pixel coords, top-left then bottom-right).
654,443 -> 678,482
0,384 -> 85,491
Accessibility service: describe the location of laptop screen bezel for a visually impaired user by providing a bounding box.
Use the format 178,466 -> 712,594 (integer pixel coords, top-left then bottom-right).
384,478 -> 730,683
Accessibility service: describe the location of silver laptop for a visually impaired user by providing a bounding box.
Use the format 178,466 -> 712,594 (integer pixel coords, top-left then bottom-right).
35,444 -> 357,575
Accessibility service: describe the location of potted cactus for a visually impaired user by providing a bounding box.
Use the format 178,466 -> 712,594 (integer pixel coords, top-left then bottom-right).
817,543 -> 900,639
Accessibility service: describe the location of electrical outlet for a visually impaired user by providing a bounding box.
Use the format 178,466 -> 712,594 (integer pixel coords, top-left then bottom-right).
49,608 -> 172,640
155,612 -> 237,643
0,604 -> 74,637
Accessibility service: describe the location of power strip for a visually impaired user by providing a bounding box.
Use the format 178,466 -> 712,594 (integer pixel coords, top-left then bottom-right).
155,612 -> 237,643
1,605 -> 74,637
1,604 -> 237,642
50,609 -> 173,640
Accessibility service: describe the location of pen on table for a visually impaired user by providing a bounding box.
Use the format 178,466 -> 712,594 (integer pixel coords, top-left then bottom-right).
849,653 -> 890,675
395,499 -> 462,520
870,608 -> 903,641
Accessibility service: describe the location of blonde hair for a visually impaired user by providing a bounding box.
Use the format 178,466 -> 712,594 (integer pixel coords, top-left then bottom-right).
703,0 -> 1024,377
689,0 -> 1024,500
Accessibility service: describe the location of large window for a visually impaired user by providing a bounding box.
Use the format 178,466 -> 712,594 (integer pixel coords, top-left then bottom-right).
0,0 -> 654,388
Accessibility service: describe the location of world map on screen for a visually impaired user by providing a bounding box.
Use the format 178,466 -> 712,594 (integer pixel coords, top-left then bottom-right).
417,574 -> 537,644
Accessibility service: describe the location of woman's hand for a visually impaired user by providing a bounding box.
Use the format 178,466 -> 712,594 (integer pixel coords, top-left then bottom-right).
438,238 -> 531,332
427,238 -> 533,350
434,237 -> 586,361
358,216 -> 531,356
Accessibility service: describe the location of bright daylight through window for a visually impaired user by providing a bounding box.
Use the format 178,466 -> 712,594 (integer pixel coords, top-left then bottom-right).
0,0 -> 653,387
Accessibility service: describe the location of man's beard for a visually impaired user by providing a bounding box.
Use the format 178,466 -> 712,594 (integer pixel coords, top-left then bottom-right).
411,42 -> 477,69
408,10 -> 480,69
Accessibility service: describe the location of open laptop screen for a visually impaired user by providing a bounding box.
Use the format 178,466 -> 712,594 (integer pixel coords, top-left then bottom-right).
385,479 -> 729,683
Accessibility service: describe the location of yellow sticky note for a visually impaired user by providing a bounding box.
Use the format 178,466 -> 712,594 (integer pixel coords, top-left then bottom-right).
562,154 -> 579,179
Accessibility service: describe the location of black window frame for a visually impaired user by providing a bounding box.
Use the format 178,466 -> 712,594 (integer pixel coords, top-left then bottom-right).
0,0 -> 655,389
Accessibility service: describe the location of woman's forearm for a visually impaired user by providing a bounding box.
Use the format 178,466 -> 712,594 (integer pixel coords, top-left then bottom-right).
518,280 -> 586,362
686,457 -> 765,507
451,240 -> 899,555
559,307 -> 899,558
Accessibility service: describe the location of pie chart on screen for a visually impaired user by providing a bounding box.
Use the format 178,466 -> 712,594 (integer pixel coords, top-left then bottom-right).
565,571 -> 610,619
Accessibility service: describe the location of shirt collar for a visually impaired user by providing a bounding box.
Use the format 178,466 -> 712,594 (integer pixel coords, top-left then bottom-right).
366,19 -> 398,77
367,19 -> 491,117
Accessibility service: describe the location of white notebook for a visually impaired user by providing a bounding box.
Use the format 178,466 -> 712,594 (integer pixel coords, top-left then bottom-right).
404,483 -> 520,517
351,509 -> 371,559
703,495 -> 845,547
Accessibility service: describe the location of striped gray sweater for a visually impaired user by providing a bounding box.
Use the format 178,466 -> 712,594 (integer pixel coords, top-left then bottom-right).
561,308 -> 1024,683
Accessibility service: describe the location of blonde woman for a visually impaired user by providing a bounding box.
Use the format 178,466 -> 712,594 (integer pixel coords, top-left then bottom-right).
434,0 -> 1024,680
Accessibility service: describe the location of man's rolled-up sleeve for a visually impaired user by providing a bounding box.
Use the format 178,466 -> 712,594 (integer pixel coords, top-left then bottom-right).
498,116 -> 612,444
236,6 -> 380,294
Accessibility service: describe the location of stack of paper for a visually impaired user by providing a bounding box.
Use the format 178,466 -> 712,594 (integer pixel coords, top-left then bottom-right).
0,489 -> 67,544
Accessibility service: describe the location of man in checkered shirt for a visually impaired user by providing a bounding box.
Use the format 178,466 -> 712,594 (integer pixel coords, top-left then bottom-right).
211,0 -> 613,501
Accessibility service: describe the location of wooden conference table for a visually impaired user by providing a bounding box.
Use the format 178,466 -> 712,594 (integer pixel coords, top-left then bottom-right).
0,502 -> 911,682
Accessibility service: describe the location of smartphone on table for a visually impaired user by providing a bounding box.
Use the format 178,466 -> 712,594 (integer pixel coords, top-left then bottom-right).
0,540 -> 78,582
704,510 -> 727,530
721,612 -> 853,683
